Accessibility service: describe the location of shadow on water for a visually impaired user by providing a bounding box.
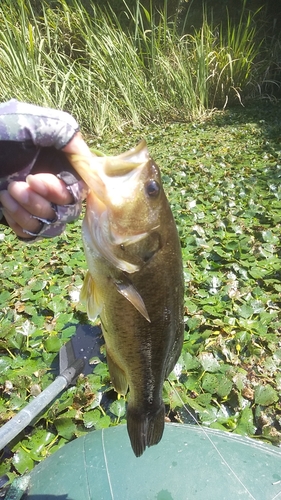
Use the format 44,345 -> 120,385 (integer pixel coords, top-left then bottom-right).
211,100 -> 281,151
50,323 -> 105,377
67,323 -> 105,376
208,100 -> 281,186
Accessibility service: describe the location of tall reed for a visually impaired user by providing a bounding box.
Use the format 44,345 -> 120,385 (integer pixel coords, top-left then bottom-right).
0,0 -> 276,134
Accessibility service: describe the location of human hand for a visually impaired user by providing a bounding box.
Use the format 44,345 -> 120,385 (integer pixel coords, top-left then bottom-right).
0,173 -> 75,239
0,100 -> 92,240
0,131 -> 90,239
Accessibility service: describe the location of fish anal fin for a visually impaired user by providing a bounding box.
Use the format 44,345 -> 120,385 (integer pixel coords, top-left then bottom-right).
127,403 -> 165,457
106,350 -> 128,396
80,271 -> 102,322
113,280 -> 150,322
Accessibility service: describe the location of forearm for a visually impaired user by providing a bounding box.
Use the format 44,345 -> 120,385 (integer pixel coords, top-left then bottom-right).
0,99 -> 79,149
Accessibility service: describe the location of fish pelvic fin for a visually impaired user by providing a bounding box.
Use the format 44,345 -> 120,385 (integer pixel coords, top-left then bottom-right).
127,403 -> 165,457
80,271 -> 102,322
113,279 -> 151,322
106,350 -> 128,396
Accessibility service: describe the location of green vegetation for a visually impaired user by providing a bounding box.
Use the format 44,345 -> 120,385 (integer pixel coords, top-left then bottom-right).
0,0 -> 280,135
1,101 -> 281,481
0,0 -> 281,485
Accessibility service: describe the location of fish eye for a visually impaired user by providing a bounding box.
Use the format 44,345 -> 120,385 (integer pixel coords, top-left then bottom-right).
145,180 -> 160,197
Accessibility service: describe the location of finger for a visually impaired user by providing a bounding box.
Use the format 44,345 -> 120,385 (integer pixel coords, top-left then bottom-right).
26,174 -> 74,205
2,210 -> 40,239
62,132 -> 92,158
7,182 -> 57,220
0,190 -> 46,233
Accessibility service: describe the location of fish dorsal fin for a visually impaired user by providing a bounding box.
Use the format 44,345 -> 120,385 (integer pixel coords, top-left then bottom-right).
80,271 -> 103,322
113,279 -> 151,322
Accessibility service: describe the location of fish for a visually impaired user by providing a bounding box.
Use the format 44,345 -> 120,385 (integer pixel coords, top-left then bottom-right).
69,140 -> 184,457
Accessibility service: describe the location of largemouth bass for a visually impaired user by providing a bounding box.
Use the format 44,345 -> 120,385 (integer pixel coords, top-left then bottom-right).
70,140 -> 184,457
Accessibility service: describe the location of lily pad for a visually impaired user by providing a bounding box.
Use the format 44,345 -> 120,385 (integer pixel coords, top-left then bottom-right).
54,417 -> 77,440
235,407 -> 256,436
110,399 -> 126,419
198,353 -> 220,372
254,385 -> 279,406
12,448 -> 34,475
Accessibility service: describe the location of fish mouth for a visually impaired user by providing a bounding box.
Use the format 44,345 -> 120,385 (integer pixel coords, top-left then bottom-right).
67,139 -> 150,198
69,141 -> 157,273
84,190 -> 151,274
67,152 -> 147,207
66,153 -> 107,202
68,139 -> 151,197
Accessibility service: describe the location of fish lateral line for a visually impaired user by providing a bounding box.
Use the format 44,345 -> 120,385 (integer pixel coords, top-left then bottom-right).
113,278 -> 151,322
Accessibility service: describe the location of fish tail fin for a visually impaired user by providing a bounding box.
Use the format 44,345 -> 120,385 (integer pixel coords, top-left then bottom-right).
127,403 -> 165,457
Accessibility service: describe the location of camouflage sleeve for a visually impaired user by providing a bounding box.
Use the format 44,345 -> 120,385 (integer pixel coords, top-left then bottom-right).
0,100 -> 86,239
20,171 -> 87,241
0,99 -> 79,148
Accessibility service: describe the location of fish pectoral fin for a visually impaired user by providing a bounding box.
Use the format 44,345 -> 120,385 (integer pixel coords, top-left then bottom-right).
106,350 -> 128,396
127,403 -> 165,457
80,271 -> 102,322
113,279 -> 151,322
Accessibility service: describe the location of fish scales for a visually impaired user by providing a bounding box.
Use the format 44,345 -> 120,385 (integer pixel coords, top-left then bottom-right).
70,140 -> 184,457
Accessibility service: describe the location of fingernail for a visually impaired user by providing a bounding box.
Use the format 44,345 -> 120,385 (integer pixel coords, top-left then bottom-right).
26,174 -> 33,185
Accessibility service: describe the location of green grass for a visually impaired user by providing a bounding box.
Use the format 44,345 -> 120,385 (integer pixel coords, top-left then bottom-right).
0,0 -> 279,134
1,101 -> 281,482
